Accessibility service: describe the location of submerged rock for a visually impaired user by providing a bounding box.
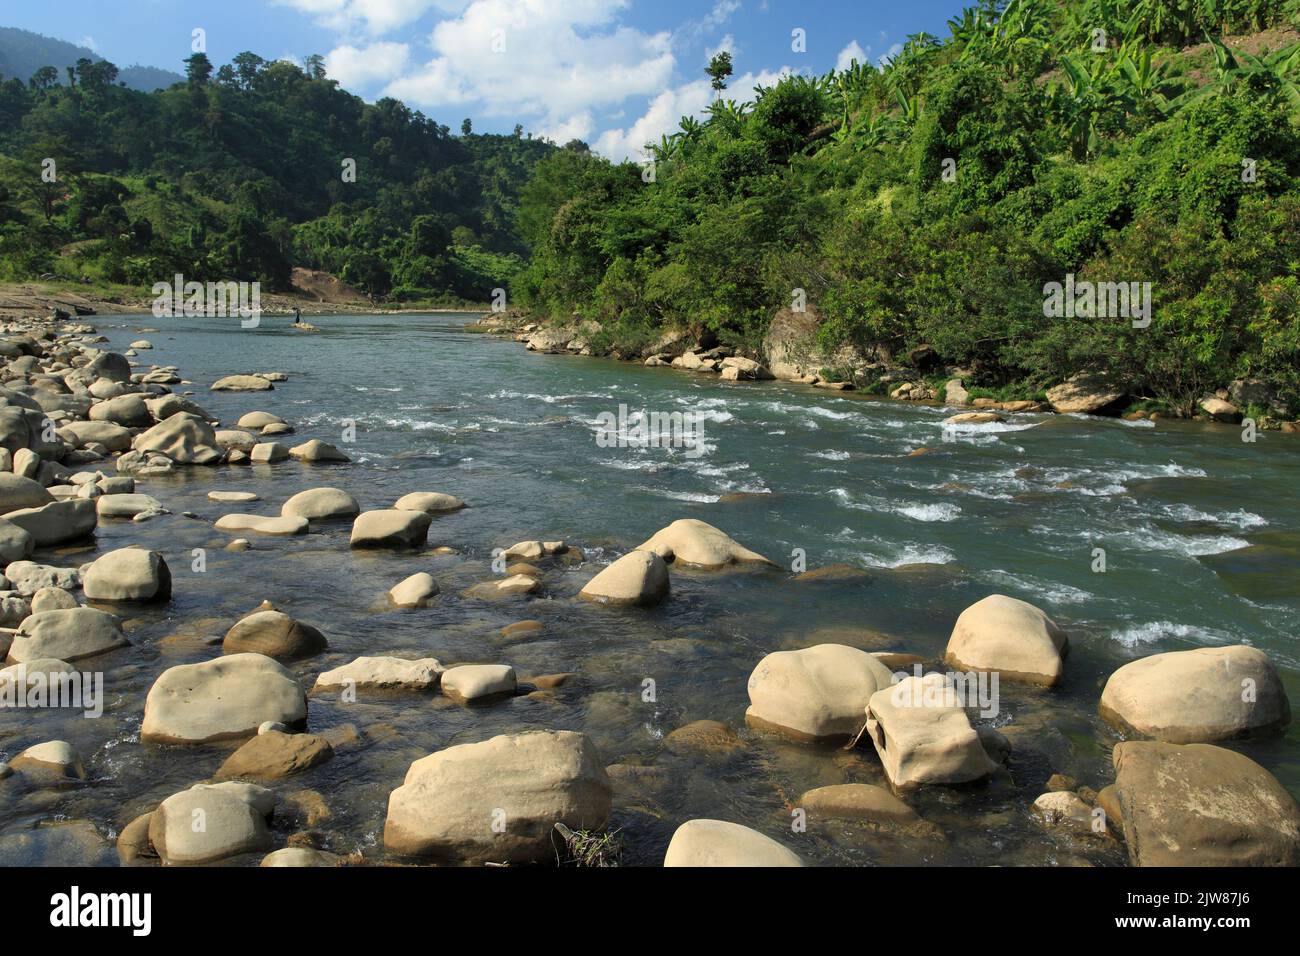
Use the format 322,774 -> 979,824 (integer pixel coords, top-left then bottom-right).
394,491 -> 466,514
214,513 -> 309,536
214,730 -> 334,781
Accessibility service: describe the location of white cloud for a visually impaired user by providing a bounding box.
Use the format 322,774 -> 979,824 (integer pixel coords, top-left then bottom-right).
836,40 -> 865,71
594,67 -> 788,162
879,42 -> 902,67
324,42 -> 412,86
78,36 -> 99,52
382,0 -> 674,132
277,0 -> 468,37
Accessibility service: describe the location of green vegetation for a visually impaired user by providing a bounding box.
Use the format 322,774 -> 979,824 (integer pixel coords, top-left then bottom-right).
0,46 -> 561,302
514,0 -> 1300,415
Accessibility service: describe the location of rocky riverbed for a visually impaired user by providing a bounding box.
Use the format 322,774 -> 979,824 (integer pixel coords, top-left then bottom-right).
0,311 -> 1296,868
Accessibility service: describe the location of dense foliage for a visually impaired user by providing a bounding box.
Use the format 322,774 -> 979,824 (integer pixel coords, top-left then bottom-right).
0,47 -> 560,301
515,0 -> 1300,414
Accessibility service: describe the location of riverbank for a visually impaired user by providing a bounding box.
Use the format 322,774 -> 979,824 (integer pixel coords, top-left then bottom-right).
474,311 -> 1300,433
0,278 -> 492,322
0,310 -> 1296,868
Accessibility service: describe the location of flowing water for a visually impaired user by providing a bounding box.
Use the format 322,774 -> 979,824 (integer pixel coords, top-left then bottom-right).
3,311 -> 1298,866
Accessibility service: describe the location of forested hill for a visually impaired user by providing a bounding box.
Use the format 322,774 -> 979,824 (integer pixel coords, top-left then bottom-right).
0,27 -> 183,92
0,45 -> 565,302
514,0 -> 1300,417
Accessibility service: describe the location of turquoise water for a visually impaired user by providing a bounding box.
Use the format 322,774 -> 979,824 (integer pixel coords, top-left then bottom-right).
2,311 -> 1297,866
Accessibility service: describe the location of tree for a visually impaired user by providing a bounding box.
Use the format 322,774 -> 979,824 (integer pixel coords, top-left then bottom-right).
304,54 -> 327,81
461,118 -> 473,136
706,51 -> 733,92
185,53 -> 213,87
29,66 -> 58,92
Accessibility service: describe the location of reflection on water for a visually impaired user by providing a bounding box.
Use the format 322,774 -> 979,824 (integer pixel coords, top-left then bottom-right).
1,312 -> 1297,866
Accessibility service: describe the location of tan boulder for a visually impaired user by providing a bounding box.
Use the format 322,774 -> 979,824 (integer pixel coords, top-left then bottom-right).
1099,645 -> 1290,743
637,518 -> 774,568
944,594 -> 1068,685
663,819 -> 804,867
745,643 -> 894,741
579,551 -> 669,606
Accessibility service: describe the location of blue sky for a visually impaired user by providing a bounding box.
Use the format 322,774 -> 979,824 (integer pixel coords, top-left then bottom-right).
3,0 -> 960,158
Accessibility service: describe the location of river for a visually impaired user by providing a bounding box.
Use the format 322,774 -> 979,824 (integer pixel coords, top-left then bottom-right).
2,310 -> 1297,866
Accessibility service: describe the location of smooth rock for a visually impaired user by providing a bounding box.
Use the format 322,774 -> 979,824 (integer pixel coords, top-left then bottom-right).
383,730 -> 612,863
637,519 -> 774,568
223,610 -> 327,660
663,819 -> 804,867
312,656 -> 443,694
864,674 -> 998,790
745,643 -> 894,741
579,550 -> 669,606
141,653 -> 307,744
282,487 -> 359,521
349,509 -> 431,548
388,572 -> 440,608
944,594 -> 1068,685
8,607 -> 127,663
82,547 -> 171,602
440,664 -> 516,703
148,782 -> 275,864
1099,645 -> 1290,743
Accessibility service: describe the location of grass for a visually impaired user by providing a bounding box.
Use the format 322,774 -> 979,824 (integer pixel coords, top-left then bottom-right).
552,823 -> 622,867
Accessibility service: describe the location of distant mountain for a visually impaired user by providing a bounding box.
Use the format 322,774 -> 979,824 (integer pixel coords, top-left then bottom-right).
0,26 -> 182,91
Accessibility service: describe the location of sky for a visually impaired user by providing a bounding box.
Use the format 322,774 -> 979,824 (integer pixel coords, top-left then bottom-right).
1,0 -> 961,160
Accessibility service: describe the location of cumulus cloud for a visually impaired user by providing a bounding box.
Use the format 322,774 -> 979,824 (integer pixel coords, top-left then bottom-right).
324,41 -> 413,86
382,0 -> 674,131
836,40 -> 866,71
277,0 -> 469,37
595,67 -> 789,162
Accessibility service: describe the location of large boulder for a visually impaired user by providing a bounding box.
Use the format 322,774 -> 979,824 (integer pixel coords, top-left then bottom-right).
145,395 -> 211,422
636,519 -> 774,569
131,412 -> 222,464
1111,741 -> 1300,866
281,487 -> 359,521
745,644 -> 895,741
1,499 -> 97,547
82,547 -> 171,602
141,653 -> 307,744
81,350 -> 131,384
58,420 -> 132,452
1099,646 -> 1290,743
578,551 -> 669,606
350,509 -> 431,549
1045,372 -> 1126,414
384,730 -> 612,863
0,473 -> 54,514
944,594 -> 1068,686
148,782 -> 276,865
89,393 -> 152,427
0,517 -> 34,564
7,607 -> 127,663
663,819 -> 804,867
223,609 -> 327,660
864,674 -> 998,791
312,656 -> 443,694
